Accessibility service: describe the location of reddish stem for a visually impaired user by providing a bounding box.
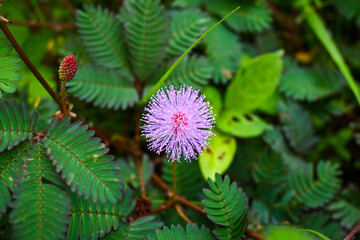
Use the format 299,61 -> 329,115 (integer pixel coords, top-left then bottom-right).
345,222 -> 360,240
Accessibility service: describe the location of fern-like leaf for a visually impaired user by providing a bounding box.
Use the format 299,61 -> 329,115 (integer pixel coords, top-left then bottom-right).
67,65 -> 138,110
0,30 -> 21,97
252,152 -> 287,185
205,0 -> 272,32
277,101 -> 318,154
67,188 -> 136,239
76,5 -> 130,72
279,66 -> 345,102
103,216 -> 163,239
121,0 -> 168,80
117,156 -> 154,188
328,199 -> 360,229
204,18 -> 241,84
162,157 -> 204,200
202,173 -> 248,239
0,99 -> 38,152
288,161 -> 341,208
0,142 -> 29,219
168,9 -> 210,57
9,142 -> 71,240
42,117 -> 124,204
148,224 -> 214,240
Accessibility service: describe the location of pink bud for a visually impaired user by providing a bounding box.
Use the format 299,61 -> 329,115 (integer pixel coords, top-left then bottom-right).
59,54 -> 78,82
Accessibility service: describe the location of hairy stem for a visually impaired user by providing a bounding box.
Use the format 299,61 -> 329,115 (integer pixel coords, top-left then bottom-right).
345,222 -> 360,240
0,16 -> 63,108
60,81 -> 68,115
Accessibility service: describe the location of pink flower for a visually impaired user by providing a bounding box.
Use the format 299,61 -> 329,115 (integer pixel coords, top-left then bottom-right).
141,86 -> 215,162
59,55 -> 78,82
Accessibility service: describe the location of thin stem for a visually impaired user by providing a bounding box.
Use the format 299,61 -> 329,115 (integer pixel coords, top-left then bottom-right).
151,173 -> 267,240
0,17 -> 63,108
129,201 -> 173,222
12,19 -> 76,32
61,0 -> 77,15
172,161 -> 177,197
175,204 -> 193,225
345,222 -> 360,240
61,81 -> 68,115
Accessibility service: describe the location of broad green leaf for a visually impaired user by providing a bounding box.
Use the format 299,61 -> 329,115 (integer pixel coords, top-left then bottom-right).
225,50 -> 283,113
199,130 -> 236,181
267,226 -> 317,240
217,110 -> 269,138
201,86 -> 223,115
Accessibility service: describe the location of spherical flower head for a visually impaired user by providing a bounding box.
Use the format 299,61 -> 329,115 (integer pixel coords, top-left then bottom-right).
59,54 -> 78,82
141,86 -> 215,162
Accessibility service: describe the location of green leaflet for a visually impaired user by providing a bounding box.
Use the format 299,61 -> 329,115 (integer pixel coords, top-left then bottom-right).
0,99 -> 38,152
103,215 -> 163,239
76,5 -> 130,73
279,65 -> 345,102
0,30 -> 21,96
288,161 -> 341,208
204,18 -> 241,84
205,0 -> 272,32
121,0 -> 168,80
168,9 -> 210,57
199,130 -> 236,181
67,188 -> 136,240
202,173 -> 248,240
10,142 -> 71,240
67,64 -> 138,110
42,117 -> 124,204
225,50 -> 284,113
277,101 -> 318,154
148,224 -> 214,240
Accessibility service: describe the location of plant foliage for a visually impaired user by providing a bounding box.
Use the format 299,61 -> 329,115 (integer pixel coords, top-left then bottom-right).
148,224 -> 214,240
202,173 -> 248,239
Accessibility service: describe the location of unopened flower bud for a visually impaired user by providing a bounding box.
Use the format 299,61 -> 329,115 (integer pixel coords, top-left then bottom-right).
59,54 -> 78,82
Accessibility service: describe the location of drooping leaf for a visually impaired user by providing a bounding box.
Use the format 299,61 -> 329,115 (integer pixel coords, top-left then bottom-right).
252,152 -> 287,185
328,199 -> 360,229
199,130 -> 236,181
0,99 -> 38,152
225,50 -> 283,113
121,0 -> 168,80
42,117 -> 124,204
67,64 -> 138,110
76,5 -> 130,72
202,173 -> 248,239
10,142 -> 71,240
168,9 -> 210,57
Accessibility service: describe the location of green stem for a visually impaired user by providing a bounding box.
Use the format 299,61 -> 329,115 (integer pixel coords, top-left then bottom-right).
172,161 -> 177,197
61,81 -> 68,114
302,4 -> 360,105
137,6 -> 240,106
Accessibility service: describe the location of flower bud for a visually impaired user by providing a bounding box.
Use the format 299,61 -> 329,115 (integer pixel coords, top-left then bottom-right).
59,54 -> 78,82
